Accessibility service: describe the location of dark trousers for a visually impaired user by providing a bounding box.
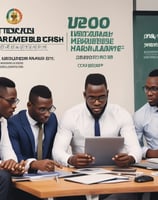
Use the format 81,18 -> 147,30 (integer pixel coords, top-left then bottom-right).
12,189 -> 41,200
12,189 -> 87,200
0,170 -> 12,200
150,192 -> 158,200
55,197 -> 86,200
55,195 -> 110,200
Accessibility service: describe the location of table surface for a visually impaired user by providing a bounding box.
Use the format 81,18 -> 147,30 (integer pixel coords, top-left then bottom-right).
13,167 -> 158,198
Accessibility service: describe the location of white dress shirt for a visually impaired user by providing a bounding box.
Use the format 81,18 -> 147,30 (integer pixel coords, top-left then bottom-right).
53,103 -> 142,166
133,103 -> 158,158
0,117 -> 17,161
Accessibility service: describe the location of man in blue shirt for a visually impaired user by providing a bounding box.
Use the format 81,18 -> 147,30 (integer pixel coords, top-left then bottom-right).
134,69 -> 158,200
134,69 -> 158,158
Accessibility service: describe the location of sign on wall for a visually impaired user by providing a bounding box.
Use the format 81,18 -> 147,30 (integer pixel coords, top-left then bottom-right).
133,11 -> 158,110
0,0 -> 133,117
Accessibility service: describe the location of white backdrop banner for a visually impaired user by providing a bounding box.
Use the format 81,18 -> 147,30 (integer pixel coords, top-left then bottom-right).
0,0 -> 133,117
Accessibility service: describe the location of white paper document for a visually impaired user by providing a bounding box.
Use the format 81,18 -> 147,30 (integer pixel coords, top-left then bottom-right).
12,171 -> 59,182
64,173 -> 129,184
147,158 -> 158,164
73,167 -> 142,177
74,168 -> 111,175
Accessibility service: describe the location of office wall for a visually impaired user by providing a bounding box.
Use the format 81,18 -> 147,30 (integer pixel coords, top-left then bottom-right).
136,0 -> 158,10
134,1 -> 158,110
0,0 -> 134,118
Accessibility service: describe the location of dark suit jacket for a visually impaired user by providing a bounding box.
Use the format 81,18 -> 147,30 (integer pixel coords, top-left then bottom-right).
8,110 -> 58,162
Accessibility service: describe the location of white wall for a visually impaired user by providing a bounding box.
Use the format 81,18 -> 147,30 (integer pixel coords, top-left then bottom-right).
136,0 -> 158,10
0,0 -> 134,119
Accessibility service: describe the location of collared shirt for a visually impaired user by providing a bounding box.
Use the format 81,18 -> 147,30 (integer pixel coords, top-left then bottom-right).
53,103 -> 142,166
133,103 -> 158,158
0,117 -> 17,161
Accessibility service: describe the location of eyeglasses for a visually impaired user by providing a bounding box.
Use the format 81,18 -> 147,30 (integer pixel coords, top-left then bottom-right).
87,95 -> 107,103
143,86 -> 158,93
35,105 -> 56,113
38,105 -> 56,113
0,96 -> 20,105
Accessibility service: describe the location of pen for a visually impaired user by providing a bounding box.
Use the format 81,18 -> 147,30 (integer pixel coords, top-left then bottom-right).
55,176 -> 59,183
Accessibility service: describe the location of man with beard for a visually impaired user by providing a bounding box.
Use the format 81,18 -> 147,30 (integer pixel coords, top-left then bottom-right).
53,73 -> 142,200
134,69 -> 158,200
53,73 -> 141,169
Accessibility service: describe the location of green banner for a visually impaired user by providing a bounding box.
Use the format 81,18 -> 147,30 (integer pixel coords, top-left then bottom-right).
133,11 -> 158,110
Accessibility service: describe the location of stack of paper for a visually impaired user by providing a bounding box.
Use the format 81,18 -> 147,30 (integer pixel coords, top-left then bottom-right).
73,167 -> 142,177
74,168 -> 111,175
147,158 -> 158,164
12,171 -> 59,182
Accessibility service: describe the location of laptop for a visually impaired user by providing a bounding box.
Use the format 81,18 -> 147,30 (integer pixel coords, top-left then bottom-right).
85,137 -> 124,166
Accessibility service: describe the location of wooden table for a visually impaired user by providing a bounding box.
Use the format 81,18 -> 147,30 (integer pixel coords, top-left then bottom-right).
13,167 -> 158,198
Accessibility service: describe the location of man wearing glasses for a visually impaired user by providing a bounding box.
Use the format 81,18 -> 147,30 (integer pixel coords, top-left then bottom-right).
53,73 -> 141,169
8,85 -> 61,200
0,77 -> 25,200
134,69 -> 158,200
134,69 -> 158,159
53,73 -> 142,200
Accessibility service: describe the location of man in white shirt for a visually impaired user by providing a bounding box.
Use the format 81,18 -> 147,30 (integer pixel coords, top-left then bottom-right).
0,77 -> 25,200
53,73 -> 142,168
52,73 -> 142,200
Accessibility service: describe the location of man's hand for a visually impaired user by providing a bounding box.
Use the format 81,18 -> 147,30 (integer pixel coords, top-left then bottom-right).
146,149 -> 158,158
112,153 -> 135,167
0,159 -> 25,175
30,159 -> 62,171
10,160 -> 26,175
68,153 -> 95,168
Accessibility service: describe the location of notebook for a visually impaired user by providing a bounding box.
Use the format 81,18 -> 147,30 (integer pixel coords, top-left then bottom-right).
85,137 -> 124,166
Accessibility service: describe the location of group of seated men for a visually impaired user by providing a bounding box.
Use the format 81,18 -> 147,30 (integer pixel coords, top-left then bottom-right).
1,70 -> 158,200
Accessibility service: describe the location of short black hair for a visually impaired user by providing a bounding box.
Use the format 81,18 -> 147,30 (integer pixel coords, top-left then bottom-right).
0,77 -> 15,88
0,77 -> 15,95
149,69 -> 158,77
29,85 -> 52,103
85,73 -> 107,89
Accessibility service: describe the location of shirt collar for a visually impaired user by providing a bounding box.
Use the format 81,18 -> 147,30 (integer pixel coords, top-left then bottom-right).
26,110 -> 37,126
0,117 -> 4,123
147,103 -> 158,113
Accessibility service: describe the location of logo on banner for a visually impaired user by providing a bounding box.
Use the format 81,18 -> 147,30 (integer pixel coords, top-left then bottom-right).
6,8 -> 22,24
